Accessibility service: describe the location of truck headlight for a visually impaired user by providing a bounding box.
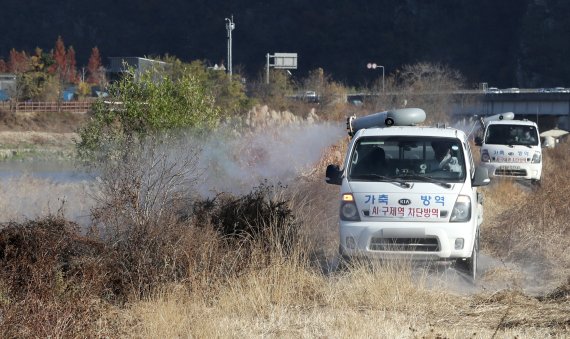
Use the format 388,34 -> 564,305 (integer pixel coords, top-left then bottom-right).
455,238 -> 465,250
481,149 -> 490,162
450,195 -> 471,222
340,193 -> 360,221
531,151 -> 541,164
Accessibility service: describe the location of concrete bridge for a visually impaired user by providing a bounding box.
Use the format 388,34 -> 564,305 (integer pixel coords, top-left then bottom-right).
347,90 -> 570,130
451,91 -> 570,130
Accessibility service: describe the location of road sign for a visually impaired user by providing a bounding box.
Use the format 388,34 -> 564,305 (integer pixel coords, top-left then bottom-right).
273,53 -> 297,69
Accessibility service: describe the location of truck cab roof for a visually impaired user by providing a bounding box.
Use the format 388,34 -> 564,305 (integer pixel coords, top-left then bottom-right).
354,125 -> 467,141
485,119 -> 537,127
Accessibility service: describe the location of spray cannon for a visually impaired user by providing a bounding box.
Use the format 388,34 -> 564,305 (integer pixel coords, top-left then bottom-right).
480,112 -> 514,127
347,108 -> 426,137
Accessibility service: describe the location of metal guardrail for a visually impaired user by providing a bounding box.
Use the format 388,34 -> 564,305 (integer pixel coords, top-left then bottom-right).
0,101 -> 93,114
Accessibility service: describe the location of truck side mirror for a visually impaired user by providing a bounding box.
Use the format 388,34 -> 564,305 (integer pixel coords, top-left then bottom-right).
472,166 -> 491,187
325,164 -> 343,185
474,136 -> 483,146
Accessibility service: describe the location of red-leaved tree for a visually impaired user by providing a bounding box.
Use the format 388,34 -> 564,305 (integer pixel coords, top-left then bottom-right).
66,46 -> 78,83
49,36 -> 77,84
49,36 -> 67,76
0,59 -> 7,72
87,47 -> 103,84
8,49 -> 30,73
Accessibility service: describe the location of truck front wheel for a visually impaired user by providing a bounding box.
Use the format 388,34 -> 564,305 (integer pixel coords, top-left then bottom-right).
457,231 -> 479,282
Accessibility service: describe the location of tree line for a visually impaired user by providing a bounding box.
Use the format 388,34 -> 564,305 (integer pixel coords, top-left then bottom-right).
0,37 -> 105,101
2,0 -> 570,88
0,32 -> 469,138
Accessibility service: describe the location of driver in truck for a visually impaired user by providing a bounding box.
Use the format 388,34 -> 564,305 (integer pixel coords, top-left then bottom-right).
351,146 -> 388,177
520,129 -> 537,144
430,140 -> 461,173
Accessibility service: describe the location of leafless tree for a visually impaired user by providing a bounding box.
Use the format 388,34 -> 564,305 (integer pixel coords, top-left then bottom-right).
89,132 -> 203,241
371,62 -> 469,123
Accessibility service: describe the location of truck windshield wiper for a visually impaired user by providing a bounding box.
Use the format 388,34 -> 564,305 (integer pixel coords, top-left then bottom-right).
351,174 -> 412,188
400,174 -> 453,189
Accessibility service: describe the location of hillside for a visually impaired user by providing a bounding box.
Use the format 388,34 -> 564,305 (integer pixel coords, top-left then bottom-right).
2,0 -> 570,87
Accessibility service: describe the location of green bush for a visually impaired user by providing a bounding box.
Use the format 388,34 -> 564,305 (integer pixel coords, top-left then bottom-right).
77,68 -> 221,160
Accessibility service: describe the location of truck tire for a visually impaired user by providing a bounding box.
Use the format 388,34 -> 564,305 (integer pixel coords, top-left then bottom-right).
468,232 -> 479,281
457,231 -> 479,282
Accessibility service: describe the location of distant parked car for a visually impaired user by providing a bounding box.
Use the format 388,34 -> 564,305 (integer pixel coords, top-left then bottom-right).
303,90 -> 319,103
504,87 -> 520,93
486,87 -> 501,94
349,99 -> 363,106
552,87 -> 569,93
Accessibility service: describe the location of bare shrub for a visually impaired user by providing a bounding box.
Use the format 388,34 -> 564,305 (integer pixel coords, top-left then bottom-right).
87,133 -> 207,298
0,216 -> 113,337
83,131 -> 295,300
90,133 -> 202,233
192,182 -> 302,265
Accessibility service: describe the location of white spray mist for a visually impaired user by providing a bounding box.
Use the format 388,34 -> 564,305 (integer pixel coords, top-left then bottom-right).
195,122 -> 345,196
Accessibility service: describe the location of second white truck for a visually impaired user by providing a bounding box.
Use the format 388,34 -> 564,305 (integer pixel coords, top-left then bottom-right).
475,113 -> 542,182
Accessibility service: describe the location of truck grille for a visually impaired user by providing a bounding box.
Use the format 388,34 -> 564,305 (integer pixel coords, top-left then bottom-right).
495,168 -> 527,176
369,237 -> 440,252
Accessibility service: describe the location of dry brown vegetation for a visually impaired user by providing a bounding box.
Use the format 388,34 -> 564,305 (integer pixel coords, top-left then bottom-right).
0,122 -> 569,338
0,109 -> 86,133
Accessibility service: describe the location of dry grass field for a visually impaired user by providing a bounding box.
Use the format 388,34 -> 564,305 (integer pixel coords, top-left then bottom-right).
0,110 -> 84,160
0,114 -> 568,338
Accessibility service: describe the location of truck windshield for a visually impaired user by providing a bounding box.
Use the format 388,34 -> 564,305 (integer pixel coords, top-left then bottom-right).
348,136 -> 466,182
484,125 -> 539,146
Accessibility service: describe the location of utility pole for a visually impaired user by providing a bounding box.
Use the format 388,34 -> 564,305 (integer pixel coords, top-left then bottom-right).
225,16 -> 235,77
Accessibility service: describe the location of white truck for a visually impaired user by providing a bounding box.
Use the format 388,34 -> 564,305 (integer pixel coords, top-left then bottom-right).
325,108 -> 490,280
475,113 -> 542,182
